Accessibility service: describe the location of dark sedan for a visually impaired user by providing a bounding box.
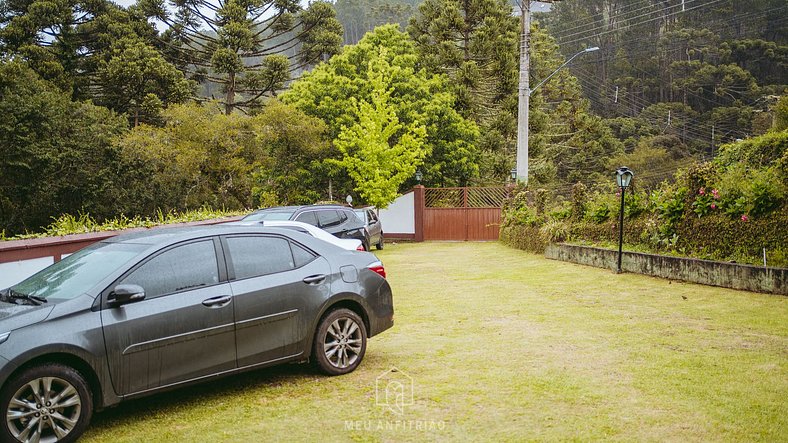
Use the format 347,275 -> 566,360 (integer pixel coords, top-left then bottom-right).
0,225 -> 393,442
242,205 -> 371,250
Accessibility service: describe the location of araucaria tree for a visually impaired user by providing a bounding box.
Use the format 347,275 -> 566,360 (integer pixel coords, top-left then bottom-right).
408,0 -> 519,177
141,0 -> 343,114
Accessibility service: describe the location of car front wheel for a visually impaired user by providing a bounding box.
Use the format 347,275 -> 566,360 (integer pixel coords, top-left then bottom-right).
313,308 -> 367,375
0,364 -> 93,443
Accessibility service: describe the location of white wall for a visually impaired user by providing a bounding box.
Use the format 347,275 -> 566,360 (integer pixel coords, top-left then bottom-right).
0,257 -> 54,288
378,191 -> 415,234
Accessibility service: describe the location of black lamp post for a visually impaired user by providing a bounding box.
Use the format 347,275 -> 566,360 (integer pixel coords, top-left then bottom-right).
415,169 -> 423,184
615,166 -> 634,274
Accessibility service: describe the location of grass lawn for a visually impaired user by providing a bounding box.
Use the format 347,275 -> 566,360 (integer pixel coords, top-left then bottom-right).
83,242 -> 788,442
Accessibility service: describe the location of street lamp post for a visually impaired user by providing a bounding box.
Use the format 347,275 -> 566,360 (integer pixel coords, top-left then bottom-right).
515,46 -> 600,184
615,166 -> 634,274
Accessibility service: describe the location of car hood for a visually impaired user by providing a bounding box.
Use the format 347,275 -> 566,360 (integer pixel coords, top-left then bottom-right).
0,303 -> 55,332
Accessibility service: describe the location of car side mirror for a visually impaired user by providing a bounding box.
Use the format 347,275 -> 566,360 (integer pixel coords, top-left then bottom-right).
109,284 -> 146,306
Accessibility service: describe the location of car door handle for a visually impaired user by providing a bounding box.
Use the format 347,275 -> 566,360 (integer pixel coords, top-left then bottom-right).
303,274 -> 326,285
202,295 -> 231,308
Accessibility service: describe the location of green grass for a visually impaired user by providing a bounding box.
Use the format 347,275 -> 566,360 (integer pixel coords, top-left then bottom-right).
83,242 -> 788,442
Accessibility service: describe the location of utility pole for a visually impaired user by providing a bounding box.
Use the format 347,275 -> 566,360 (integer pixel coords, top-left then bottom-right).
516,0 -> 531,184
516,1 -> 566,184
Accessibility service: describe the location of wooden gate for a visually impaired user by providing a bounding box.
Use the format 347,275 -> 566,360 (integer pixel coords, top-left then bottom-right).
423,187 -> 508,241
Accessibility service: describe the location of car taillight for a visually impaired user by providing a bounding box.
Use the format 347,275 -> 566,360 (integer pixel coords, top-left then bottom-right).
367,261 -> 386,278
356,244 -> 365,251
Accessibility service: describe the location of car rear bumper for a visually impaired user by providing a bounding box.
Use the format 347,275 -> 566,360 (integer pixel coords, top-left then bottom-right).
369,280 -> 394,337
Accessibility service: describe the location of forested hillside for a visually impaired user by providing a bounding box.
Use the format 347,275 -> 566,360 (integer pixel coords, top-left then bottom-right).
0,0 -> 785,240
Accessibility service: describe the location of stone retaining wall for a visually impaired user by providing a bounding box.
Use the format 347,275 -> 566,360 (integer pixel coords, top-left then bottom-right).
545,243 -> 787,295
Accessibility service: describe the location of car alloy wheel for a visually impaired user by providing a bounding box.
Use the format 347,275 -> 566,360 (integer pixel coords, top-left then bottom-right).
2,364 -> 92,443
313,308 -> 367,375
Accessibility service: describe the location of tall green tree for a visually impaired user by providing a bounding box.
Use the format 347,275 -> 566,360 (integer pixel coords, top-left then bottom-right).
96,38 -> 195,126
0,61 -> 129,235
283,25 -> 480,192
331,56 -> 428,208
0,0 -> 159,98
408,0 -> 518,141
140,0 -> 343,114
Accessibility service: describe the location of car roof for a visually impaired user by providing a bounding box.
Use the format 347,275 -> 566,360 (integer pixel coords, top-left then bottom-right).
251,204 -> 352,214
104,225 -> 301,246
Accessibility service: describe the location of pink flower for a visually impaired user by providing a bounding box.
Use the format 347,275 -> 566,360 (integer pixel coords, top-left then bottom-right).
698,187 -> 706,195
711,203 -> 717,209
741,214 -> 749,222
711,189 -> 719,199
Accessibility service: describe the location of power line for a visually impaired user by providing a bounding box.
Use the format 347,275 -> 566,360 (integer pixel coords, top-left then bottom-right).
560,0 -> 728,47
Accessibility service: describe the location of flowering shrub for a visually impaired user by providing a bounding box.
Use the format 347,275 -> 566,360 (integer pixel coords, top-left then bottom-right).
692,187 -> 721,217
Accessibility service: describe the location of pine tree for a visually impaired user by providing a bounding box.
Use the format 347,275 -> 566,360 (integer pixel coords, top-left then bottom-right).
139,0 -> 343,114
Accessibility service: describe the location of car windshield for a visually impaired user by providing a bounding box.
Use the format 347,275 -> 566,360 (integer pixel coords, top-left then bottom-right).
9,242 -> 147,302
243,211 -> 295,222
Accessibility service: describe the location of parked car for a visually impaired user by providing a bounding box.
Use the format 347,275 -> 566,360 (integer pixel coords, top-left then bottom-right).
354,207 -> 384,250
229,220 -> 364,251
0,225 -> 393,442
242,205 -> 371,251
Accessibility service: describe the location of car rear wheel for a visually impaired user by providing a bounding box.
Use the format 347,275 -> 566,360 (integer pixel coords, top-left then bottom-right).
375,234 -> 384,250
0,364 -> 93,443
313,308 -> 367,375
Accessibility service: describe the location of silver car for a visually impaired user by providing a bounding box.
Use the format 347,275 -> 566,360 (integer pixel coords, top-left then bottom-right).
0,225 -> 393,442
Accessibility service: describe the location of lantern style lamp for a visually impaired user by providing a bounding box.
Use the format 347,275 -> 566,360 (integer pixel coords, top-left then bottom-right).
615,167 -> 634,273
415,169 -> 423,184
510,168 -> 518,182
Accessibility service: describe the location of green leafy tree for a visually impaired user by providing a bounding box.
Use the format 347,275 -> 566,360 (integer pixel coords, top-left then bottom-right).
113,102 -> 268,213
283,25 -> 480,191
0,61 -> 129,235
140,0 -> 343,114
331,57 -> 428,208
251,100 -> 330,206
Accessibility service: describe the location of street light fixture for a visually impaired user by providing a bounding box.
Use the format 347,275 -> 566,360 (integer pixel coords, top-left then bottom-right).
510,168 -> 518,182
615,166 -> 634,274
415,169 -> 423,184
528,47 -> 600,97
516,46 -> 600,184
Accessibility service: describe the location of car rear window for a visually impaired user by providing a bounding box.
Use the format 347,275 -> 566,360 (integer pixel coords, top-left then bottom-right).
317,210 -> 342,228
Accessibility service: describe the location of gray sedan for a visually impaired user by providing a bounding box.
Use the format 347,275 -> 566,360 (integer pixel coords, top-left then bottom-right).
0,225 -> 393,442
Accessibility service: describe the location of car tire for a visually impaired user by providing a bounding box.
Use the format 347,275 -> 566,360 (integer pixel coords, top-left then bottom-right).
375,234 -> 384,250
0,363 -> 93,443
312,308 -> 367,376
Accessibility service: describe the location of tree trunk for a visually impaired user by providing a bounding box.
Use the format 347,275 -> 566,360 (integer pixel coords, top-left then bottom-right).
225,71 -> 236,115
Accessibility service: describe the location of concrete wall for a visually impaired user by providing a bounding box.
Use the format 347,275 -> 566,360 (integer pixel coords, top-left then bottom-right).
378,191 -> 415,237
545,244 -> 788,295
